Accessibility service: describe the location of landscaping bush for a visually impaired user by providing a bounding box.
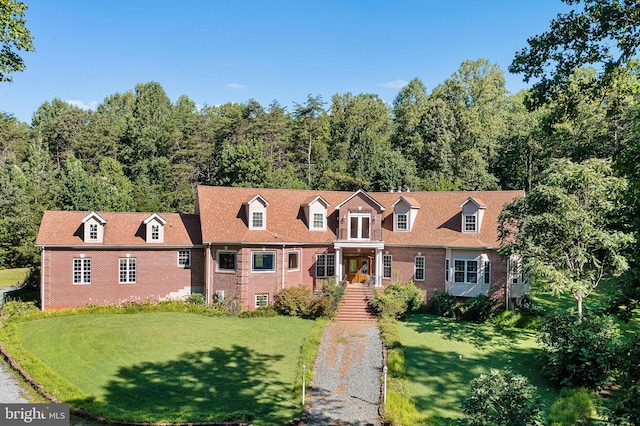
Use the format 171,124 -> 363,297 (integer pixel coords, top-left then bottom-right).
186,293 -> 205,305
371,280 -> 423,319
607,334 -> 640,425
427,291 -> 462,318
238,305 -> 279,317
537,309 -> 620,390
462,368 -> 543,426
307,292 -> 335,318
274,285 -> 312,316
460,294 -> 496,323
548,387 -> 595,426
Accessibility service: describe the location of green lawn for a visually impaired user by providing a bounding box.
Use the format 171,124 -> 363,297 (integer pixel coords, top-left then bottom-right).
398,314 -> 559,424
13,312 -> 316,424
0,268 -> 28,288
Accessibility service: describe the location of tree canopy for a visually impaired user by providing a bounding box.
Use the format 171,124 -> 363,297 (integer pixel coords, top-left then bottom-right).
0,0 -> 33,82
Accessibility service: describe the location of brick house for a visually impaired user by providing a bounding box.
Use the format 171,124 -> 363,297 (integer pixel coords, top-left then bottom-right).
35,186 -> 527,311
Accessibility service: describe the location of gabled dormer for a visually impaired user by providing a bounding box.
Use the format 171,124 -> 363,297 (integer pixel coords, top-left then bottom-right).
302,195 -> 330,231
143,213 -> 166,243
459,197 -> 487,234
81,212 -> 106,243
391,196 -> 421,232
244,194 -> 269,230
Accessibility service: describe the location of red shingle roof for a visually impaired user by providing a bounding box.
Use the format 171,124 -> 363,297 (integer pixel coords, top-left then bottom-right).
196,186 -> 523,248
36,211 -> 202,246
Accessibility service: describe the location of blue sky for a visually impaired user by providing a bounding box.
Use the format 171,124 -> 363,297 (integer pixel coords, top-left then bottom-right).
1,0 -> 570,123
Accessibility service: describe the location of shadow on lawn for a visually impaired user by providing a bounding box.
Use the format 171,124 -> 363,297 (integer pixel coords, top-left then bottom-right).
72,345 -> 295,424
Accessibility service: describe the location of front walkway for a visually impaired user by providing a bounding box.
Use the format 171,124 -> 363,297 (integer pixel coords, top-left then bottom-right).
306,322 -> 383,426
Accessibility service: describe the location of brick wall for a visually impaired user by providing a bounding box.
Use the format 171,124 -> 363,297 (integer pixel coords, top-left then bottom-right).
380,247 -> 447,303
42,247 -> 204,310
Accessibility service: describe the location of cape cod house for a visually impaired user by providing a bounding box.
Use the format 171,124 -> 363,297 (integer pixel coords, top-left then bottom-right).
35,186 -> 527,311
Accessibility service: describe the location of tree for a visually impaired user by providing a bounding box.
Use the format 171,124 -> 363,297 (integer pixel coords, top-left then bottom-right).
538,310 -> 620,390
292,94 -> 328,187
510,0 -> 640,109
462,369 -> 543,426
499,158 -> 633,316
0,0 -> 33,82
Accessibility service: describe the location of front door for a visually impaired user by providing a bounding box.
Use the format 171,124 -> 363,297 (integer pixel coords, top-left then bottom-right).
346,257 -> 371,283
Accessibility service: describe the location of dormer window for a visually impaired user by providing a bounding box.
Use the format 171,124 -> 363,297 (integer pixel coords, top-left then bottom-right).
252,212 -> 264,228
464,214 -> 477,232
460,197 -> 486,234
391,196 -> 420,232
245,194 -> 269,230
302,195 -> 329,231
143,213 -> 166,243
81,212 -> 106,243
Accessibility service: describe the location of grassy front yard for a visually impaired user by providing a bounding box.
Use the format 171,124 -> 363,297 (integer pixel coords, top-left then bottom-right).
398,314 -> 559,423
8,312 -> 317,424
0,268 -> 28,288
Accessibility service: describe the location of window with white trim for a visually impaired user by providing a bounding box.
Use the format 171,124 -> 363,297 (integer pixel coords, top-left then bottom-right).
217,251 -> 236,272
445,258 -> 450,282
252,212 -> 264,229
288,250 -> 300,271
312,213 -> 324,229
89,224 -> 98,240
383,255 -> 392,279
151,224 -> 160,240
255,294 -> 269,308
252,251 -> 276,272
349,213 -> 371,240
316,253 -> 335,278
119,258 -> 136,283
464,214 -> 477,232
483,261 -> 491,285
396,214 -> 408,231
414,256 -> 425,281
73,258 -> 91,284
454,259 -> 478,284
178,250 -> 191,267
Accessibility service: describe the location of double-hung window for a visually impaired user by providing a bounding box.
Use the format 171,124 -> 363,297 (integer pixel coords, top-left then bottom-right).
217,251 -> 236,272
255,294 -> 269,308
396,214 -> 408,231
483,261 -> 491,285
73,258 -> 91,284
312,213 -> 324,229
464,215 -> 477,232
454,259 -> 478,284
288,250 -> 300,271
178,250 -> 191,267
89,224 -> 98,240
316,253 -> 335,278
151,224 -> 160,240
252,212 -> 264,228
383,255 -> 392,279
252,251 -> 275,272
414,256 -> 425,281
119,258 -> 136,283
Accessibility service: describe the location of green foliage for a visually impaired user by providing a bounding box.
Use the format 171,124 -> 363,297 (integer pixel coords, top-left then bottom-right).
427,292 -> 496,323
238,305 -> 279,317
537,309 -> 620,390
462,368 -> 543,426
185,293 -> 205,305
274,285 -> 312,316
607,334 -> 640,425
548,387 -> 595,426
371,279 -> 423,319
0,0 -> 34,82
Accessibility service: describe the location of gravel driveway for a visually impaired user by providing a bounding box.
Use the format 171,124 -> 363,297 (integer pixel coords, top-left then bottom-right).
306,322 -> 383,426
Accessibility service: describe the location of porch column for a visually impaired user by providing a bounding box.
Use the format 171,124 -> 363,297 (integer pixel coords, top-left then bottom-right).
375,248 -> 383,287
335,247 -> 342,285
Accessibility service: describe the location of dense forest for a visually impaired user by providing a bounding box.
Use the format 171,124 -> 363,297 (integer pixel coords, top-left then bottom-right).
0,57 -> 638,269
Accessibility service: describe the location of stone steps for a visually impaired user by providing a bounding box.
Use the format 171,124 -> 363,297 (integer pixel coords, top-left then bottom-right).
334,285 -> 379,323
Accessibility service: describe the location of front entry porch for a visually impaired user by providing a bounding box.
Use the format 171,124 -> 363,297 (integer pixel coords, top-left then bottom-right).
333,242 -> 385,287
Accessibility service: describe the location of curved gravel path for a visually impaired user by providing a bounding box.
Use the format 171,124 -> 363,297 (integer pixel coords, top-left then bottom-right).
306,322 -> 383,426
0,360 -> 29,403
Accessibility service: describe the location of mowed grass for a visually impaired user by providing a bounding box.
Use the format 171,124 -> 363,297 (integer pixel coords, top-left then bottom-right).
398,314 -> 559,423
0,268 -> 28,288
13,313 -> 316,424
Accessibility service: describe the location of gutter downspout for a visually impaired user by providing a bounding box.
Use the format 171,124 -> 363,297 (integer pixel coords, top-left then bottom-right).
40,247 -> 45,312
206,244 -> 211,305
281,244 -> 286,289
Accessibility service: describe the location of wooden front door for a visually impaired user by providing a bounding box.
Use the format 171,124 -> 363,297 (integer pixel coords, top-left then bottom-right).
347,257 -> 371,283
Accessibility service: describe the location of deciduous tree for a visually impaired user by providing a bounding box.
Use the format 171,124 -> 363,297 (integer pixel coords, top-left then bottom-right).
0,0 -> 33,82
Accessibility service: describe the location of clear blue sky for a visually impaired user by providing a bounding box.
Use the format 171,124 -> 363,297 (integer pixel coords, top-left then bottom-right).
1,0 -> 570,123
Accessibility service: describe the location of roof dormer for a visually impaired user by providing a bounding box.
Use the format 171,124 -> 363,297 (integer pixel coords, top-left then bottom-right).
459,197 -> 487,234
81,212 -> 106,243
391,196 -> 421,232
244,194 -> 269,230
302,195 -> 330,231
143,213 -> 166,243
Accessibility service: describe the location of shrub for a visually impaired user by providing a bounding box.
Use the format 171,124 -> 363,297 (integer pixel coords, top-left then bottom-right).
538,310 -> 620,390
608,334 -> 640,424
548,388 -> 595,426
427,292 -> 462,318
463,368 -> 543,426
274,285 -> 312,316
238,305 -> 279,318
372,280 -> 423,319
460,294 -> 496,323
185,293 -> 205,305
308,292 -> 335,318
